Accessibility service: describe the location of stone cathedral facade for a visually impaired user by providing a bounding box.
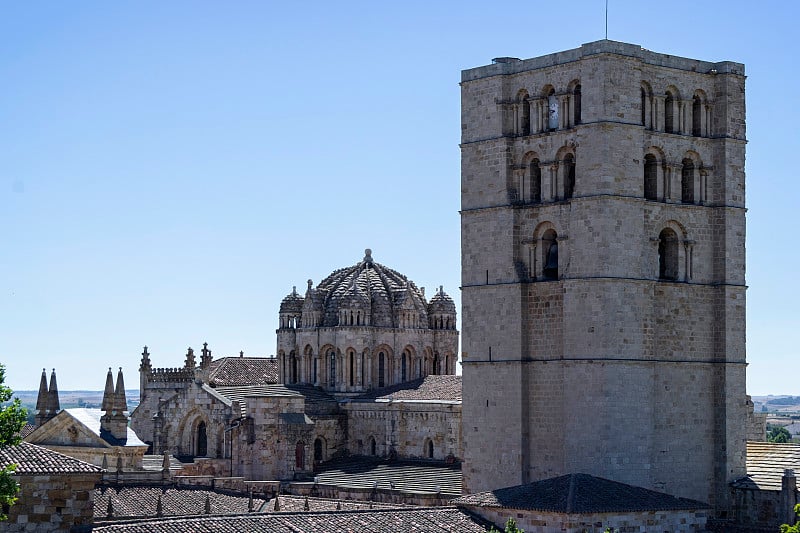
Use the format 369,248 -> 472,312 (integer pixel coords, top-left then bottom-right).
460,40 -> 747,513
130,250 -> 461,481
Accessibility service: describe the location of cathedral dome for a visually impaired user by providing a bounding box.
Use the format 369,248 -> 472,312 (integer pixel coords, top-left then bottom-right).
313,249 -> 428,328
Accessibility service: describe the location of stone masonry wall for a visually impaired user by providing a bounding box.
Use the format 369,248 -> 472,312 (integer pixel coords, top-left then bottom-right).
2,473 -> 98,533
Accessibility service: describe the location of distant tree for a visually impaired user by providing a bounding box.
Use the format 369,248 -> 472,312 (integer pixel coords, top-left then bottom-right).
487,517 -> 524,533
0,364 -> 28,521
780,503 -> 800,532
768,426 -> 792,443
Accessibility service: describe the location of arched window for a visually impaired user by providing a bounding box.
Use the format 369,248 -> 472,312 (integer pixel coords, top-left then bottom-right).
370,437 -> 377,456
295,442 -> 305,470
664,92 -> 675,134
290,352 -> 298,384
529,158 -> 541,203
563,154 -> 575,199
573,84 -> 581,125
681,158 -> 695,204
312,357 -> 317,384
658,228 -> 679,281
378,351 -> 385,388
328,350 -> 336,388
641,88 -> 647,126
547,88 -> 558,131
644,154 -> 658,200
314,437 -> 324,464
432,353 -> 439,375
196,421 -> 207,457
692,95 -> 702,137
426,439 -> 434,459
542,229 -> 558,280
361,350 -> 366,386
521,96 -> 531,136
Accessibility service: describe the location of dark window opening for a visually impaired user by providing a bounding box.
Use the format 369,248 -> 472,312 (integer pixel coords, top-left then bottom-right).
378,352 -> 385,388
573,84 -> 581,125
664,92 -> 674,134
644,154 -> 658,200
530,159 -> 541,203
563,154 -> 575,199
692,95 -> 702,136
658,228 -> 679,281
521,96 -> 530,136
641,88 -> 647,126
329,350 -> 336,388
543,229 -> 559,280
197,421 -> 207,457
681,158 -> 695,204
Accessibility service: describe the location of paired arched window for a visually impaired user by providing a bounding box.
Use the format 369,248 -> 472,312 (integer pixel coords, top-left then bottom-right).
644,154 -> 658,200
658,228 -> 679,281
681,158 -> 695,204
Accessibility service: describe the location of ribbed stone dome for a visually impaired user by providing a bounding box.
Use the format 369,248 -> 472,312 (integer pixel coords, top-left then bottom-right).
310,249 -> 428,328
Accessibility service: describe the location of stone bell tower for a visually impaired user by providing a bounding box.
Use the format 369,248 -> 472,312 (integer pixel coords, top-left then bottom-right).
460,40 -> 747,513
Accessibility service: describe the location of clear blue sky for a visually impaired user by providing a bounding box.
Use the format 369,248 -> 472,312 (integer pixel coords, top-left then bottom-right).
2,1 -> 797,395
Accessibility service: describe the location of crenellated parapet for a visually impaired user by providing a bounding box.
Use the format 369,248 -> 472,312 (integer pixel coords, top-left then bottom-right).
146,367 -> 195,383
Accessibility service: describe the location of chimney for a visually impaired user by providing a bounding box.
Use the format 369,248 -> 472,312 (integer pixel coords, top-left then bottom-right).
781,469 -> 798,526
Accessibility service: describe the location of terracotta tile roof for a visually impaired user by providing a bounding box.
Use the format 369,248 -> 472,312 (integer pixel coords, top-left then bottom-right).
315,456 -> 462,496
92,507 -> 491,532
0,442 -> 103,475
452,473 -> 710,513
732,441 -> 800,491
208,357 -> 278,387
266,495 -> 399,512
94,486 -> 269,518
353,375 -> 462,402
19,423 -> 35,438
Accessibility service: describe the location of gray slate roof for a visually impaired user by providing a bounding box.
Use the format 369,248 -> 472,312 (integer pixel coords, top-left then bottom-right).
207,357 -> 279,387
352,375 -> 462,402
452,473 -> 710,513
732,441 -> 800,491
0,442 -> 102,475
92,507 -> 491,532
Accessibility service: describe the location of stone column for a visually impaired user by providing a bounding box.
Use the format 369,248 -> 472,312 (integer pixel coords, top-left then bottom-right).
683,240 -> 695,282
